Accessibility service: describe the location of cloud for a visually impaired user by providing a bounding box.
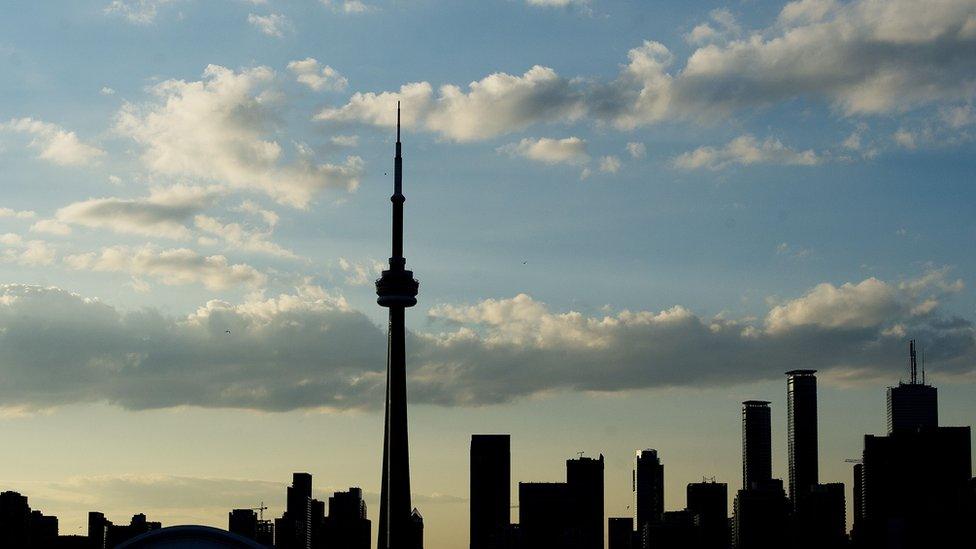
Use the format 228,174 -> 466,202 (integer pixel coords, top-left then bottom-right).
63,246 -> 266,290
101,87 -> 117,96
0,235 -> 56,266
287,58 -> 349,92
330,135 -> 359,147
321,0 -> 976,138
672,135 -> 820,170
321,0 -> 373,14
599,155 -> 621,174
194,215 -> 299,259
29,219 -> 72,236
0,208 -> 36,219
316,66 -> 585,142
2,118 -> 105,167
0,269 -> 973,412
893,128 -> 917,149
104,0 -> 176,24
337,257 -> 384,286
498,137 -> 589,165
247,13 -> 291,38
55,185 -> 217,239
526,0 -> 589,7
626,142 -> 646,159
116,65 -> 363,208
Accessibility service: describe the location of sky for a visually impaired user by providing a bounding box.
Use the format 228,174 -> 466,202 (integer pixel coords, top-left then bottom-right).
1,0 -> 975,546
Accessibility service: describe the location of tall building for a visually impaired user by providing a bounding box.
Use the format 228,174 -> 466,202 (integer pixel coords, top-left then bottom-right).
851,463 -> 864,545
792,483 -> 846,549
470,434 -> 511,549
519,482 -> 573,548
786,370 -> 819,504
229,509 -> 274,547
634,449 -> 664,536
687,481 -> 728,549
88,511 -> 111,549
276,472 -> 313,549
886,340 -> 937,434
742,401 -> 772,490
0,491 -> 31,547
321,487 -> 370,549
376,103 -> 423,549
608,517 -> 634,549
732,479 -> 788,549
567,454 -> 604,549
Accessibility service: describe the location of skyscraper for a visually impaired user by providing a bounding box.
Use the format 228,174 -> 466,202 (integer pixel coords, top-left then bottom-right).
634,449 -> 664,540
567,454 -> 604,549
322,487 -> 370,549
276,473 -> 313,549
786,370 -> 818,505
886,340 -> 938,434
519,482 -> 573,548
687,480 -> 728,549
742,401 -> 772,490
376,103 -> 422,549
470,434 -> 511,549
608,517 -> 634,549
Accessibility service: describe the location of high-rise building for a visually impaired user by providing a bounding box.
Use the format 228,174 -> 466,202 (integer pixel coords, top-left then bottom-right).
470,434 -> 511,549
277,473 -> 313,549
732,479 -> 788,549
861,426 -> 971,547
786,370 -> 819,504
687,481 -> 728,549
567,454 -> 604,549
0,491 -> 31,547
321,487 -> 370,549
608,517 -> 634,549
376,102 -> 423,549
229,508 -> 274,546
792,483 -> 846,549
519,482 -> 573,548
851,463 -> 864,545
88,511 -> 111,549
634,449 -> 664,536
742,401 -> 772,490
886,340 -> 937,434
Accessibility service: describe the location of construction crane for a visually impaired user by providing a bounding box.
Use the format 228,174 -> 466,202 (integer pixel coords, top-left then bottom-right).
244,502 -> 269,521
844,458 -> 862,465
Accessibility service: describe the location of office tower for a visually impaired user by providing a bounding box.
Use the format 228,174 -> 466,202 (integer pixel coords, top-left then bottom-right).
0,491 -> 31,547
88,511 -> 111,549
377,103 -> 423,549
861,425 -> 971,547
321,487 -> 371,549
229,509 -> 259,541
732,479 -> 788,549
650,511 -> 697,549
409,510 -> 424,549
687,481 -> 728,549
886,340 -> 937,434
608,517 -> 634,549
634,449 -> 664,537
470,434 -> 511,549
519,482 -> 573,548
851,463 -> 863,545
277,473 -> 313,549
568,454 -> 604,549
792,483 -> 845,549
742,401 -> 772,490
786,370 -> 819,505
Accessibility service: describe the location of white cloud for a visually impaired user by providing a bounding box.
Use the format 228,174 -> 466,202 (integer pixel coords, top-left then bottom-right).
247,13 -> 291,37
56,185 -> 217,239
498,136 -> 589,165
316,66 -> 585,142
0,234 -> 57,266
101,87 -> 117,96
104,0 -> 176,25
893,129 -> 917,149
232,200 -> 279,228
526,0 -> 589,7
766,278 -> 900,333
337,257 -> 384,286
64,246 -> 266,290
0,208 -> 36,219
330,134 -> 359,147
321,0 -> 372,14
2,118 -> 105,167
116,65 -> 363,207
626,142 -> 646,159
29,219 -> 72,236
287,58 -> 349,92
686,8 -> 741,45
194,215 -> 299,259
599,155 -> 622,174
672,135 -> 820,170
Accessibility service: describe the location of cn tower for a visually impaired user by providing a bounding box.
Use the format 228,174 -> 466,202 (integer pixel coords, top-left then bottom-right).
376,103 -> 422,549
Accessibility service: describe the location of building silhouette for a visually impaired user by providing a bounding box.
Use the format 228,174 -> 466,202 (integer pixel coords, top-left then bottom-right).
229,508 -> 274,546
792,482 -> 846,549
376,102 -> 423,549
741,401 -> 772,490
275,472 -> 313,549
608,517 -> 634,549
567,455 -> 604,549
687,480 -> 728,549
470,434 -> 510,549
320,487 -> 370,549
519,482 -> 572,548
786,370 -> 818,505
104,513 -> 161,547
886,340 -> 937,434
634,449 -> 664,542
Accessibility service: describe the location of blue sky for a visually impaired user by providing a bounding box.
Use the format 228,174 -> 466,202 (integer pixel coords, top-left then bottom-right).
1,1 -> 975,547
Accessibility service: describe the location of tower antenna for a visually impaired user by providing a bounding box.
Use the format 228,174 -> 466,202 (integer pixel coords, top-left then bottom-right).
909,339 -> 918,385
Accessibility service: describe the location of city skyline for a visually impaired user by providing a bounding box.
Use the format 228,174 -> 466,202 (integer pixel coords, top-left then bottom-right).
2,1 -> 976,548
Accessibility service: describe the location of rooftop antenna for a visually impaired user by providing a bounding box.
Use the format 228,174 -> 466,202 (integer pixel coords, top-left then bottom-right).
921,346 -> 926,385
909,339 -> 918,385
